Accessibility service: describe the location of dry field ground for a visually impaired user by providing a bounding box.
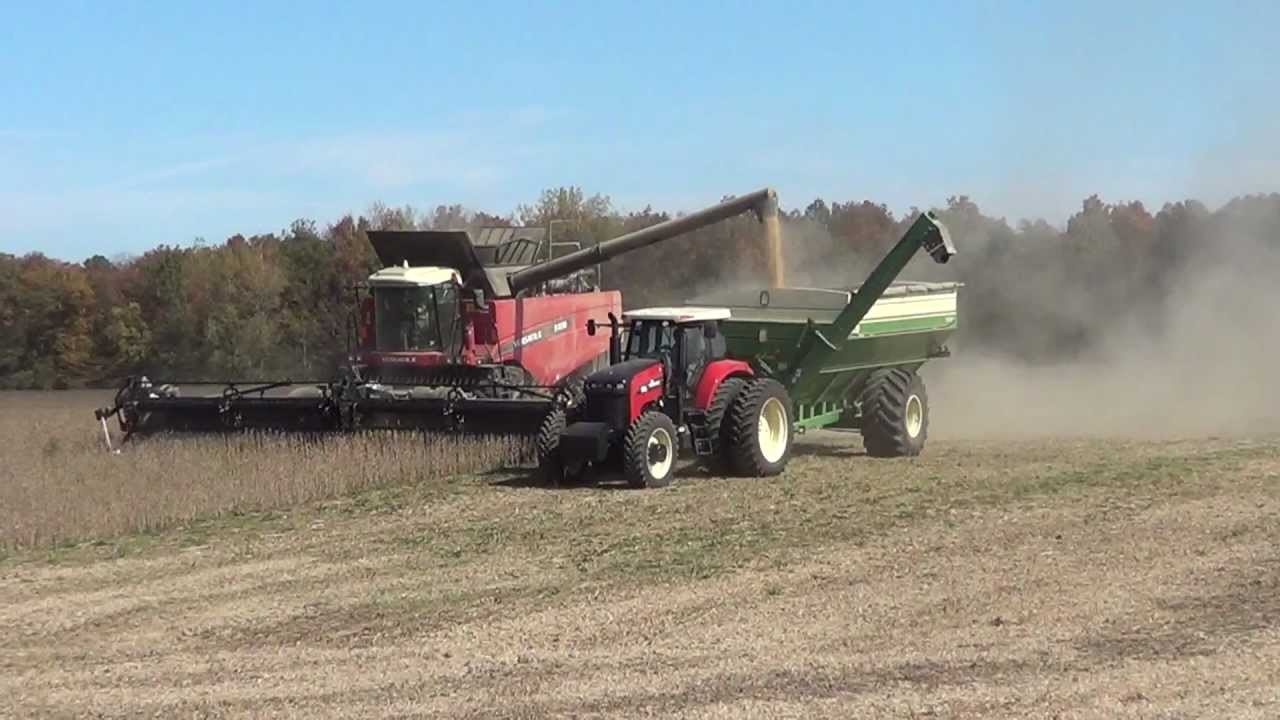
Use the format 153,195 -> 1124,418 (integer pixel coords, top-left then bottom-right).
1,391 -> 1278,718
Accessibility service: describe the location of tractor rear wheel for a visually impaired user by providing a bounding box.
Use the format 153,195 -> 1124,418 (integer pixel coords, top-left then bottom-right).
623,411 -> 679,489
725,378 -> 793,477
858,367 -> 929,457
700,376 -> 747,474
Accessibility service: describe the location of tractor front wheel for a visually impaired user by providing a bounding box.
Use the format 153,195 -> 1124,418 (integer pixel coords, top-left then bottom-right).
623,411 -> 679,489
725,378 -> 793,477
535,406 -> 585,486
858,368 -> 929,457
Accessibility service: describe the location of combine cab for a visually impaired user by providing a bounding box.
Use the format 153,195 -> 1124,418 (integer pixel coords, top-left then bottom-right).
353,224 -> 611,391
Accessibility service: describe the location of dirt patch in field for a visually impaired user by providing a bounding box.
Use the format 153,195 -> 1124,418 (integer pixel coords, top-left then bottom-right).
2,436 -> 1278,718
1079,546 -> 1280,662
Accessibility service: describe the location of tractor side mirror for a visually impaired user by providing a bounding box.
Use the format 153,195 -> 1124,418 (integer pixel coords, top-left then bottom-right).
586,319 -> 597,336
703,322 -> 719,339
472,288 -> 488,311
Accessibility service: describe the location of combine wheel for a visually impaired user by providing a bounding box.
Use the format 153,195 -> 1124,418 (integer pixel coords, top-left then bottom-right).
623,411 -> 679,489
535,407 -> 584,486
700,376 -> 747,474
725,378 -> 793,477
858,368 -> 928,457
557,376 -> 586,410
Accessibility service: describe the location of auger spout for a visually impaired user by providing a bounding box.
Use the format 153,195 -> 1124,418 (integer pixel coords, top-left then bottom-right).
506,187 -> 779,295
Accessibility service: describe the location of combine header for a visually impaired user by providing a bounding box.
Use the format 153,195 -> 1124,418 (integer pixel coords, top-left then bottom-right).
94,188 -> 782,447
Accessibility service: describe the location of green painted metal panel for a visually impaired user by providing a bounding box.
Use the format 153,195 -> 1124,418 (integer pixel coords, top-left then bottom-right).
859,314 -> 958,336
683,211 -> 960,429
720,325 -> 952,405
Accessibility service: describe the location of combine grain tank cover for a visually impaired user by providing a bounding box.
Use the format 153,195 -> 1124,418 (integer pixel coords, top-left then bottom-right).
471,227 -> 547,266
368,230 -> 500,297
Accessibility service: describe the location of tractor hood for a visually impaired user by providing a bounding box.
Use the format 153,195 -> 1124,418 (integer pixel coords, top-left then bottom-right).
584,358 -> 660,393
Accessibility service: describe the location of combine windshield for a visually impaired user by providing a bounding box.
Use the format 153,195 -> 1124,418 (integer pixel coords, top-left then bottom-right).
374,284 -> 458,353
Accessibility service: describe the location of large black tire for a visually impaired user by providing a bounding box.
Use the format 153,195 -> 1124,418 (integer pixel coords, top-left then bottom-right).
700,376 -> 748,474
535,407 -> 583,485
858,368 -> 928,457
559,376 -> 586,409
725,378 -> 793,477
622,411 -> 679,489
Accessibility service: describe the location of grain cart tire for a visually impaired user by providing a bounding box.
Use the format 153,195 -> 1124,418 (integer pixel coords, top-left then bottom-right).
725,378 -> 793,477
623,411 -> 679,489
858,368 -> 928,457
700,376 -> 748,474
535,407 -> 584,486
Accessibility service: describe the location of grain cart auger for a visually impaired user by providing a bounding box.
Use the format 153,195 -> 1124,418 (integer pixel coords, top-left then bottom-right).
539,210 -> 958,488
93,188 -> 782,448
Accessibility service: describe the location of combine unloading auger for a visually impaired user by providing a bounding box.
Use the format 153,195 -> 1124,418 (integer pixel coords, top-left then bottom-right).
94,188 -> 781,448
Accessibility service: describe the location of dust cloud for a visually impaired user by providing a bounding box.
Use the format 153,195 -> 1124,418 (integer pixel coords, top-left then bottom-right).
769,205 -> 1280,441
923,225 -> 1280,440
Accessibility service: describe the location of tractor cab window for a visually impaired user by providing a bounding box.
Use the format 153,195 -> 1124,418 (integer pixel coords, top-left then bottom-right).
626,320 -> 678,360
374,283 -> 458,354
681,321 -> 725,391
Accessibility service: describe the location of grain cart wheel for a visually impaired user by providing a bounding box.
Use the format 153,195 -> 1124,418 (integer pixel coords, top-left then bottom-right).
858,368 -> 928,457
623,411 -> 679,489
725,378 -> 793,477
700,376 -> 748,474
535,406 -> 584,486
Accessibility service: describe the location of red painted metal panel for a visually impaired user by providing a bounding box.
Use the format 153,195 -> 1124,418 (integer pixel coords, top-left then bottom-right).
358,289 -> 622,385
488,290 -> 623,385
692,359 -> 754,411
628,363 -> 665,422
357,351 -> 450,371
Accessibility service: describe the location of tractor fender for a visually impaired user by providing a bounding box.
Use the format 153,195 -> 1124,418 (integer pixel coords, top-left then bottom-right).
693,360 -> 754,411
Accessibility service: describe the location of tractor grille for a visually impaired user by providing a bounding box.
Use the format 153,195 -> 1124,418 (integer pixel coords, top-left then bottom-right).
584,392 -> 629,429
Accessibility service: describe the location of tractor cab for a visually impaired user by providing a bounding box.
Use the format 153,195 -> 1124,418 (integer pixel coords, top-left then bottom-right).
619,307 -> 730,403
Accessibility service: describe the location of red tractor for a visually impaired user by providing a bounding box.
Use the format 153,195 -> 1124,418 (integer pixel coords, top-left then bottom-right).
537,306 -> 793,488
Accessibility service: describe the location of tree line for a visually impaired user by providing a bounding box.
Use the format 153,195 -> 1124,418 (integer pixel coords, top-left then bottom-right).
2,186 -> 1277,389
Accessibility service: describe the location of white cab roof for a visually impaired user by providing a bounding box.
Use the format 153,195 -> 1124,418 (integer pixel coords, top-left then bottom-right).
624,306 -> 732,323
368,264 -> 460,287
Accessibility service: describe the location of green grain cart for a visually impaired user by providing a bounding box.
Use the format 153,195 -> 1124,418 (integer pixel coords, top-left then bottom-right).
684,210 -> 960,458
543,209 -> 960,488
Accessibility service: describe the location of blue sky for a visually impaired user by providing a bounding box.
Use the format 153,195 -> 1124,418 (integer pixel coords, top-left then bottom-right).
2,1 -> 1276,261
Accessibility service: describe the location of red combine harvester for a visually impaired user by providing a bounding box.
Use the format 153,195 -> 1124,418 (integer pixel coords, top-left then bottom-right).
94,188 -> 781,445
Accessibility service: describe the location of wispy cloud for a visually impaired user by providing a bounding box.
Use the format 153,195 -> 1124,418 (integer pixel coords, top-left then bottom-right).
0,104 -> 578,257
108,156 -> 239,190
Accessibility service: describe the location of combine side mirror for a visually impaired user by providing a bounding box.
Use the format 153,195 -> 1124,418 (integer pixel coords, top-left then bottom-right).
586,319 -> 597,336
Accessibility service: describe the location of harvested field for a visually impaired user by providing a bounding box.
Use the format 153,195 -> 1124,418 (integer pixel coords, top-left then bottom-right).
1,391 -> 1279,718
